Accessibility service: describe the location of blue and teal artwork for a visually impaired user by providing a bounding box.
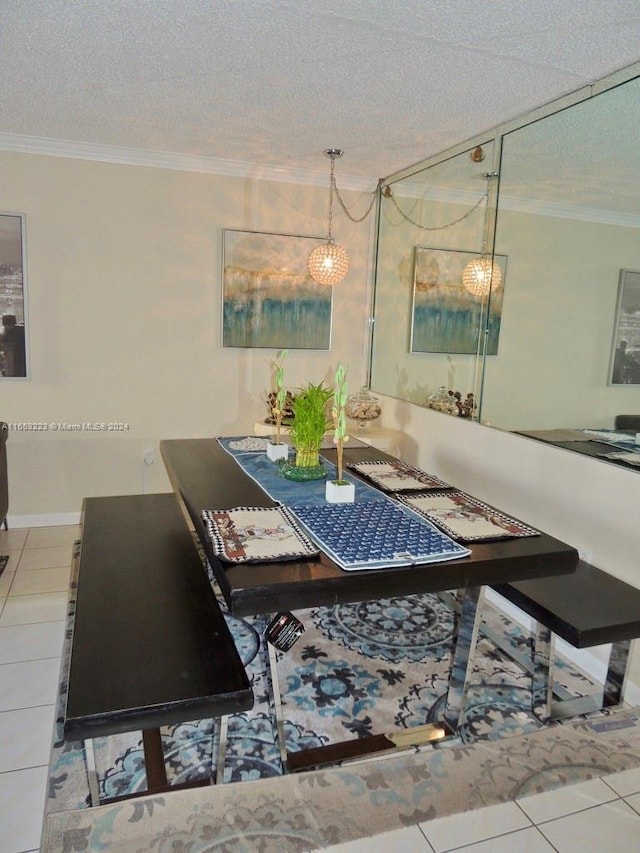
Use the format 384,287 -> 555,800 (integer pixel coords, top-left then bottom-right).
222,229 -> 332,349
410,247 -> 507,355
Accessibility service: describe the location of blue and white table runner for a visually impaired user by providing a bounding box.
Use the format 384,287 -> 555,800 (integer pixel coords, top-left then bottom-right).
215,437 -> 470,571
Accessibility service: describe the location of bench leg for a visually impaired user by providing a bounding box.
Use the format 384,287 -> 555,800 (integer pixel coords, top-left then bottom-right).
215,716 -> 228,784
603,639 -> 631,708
532,622 -> 554,721
442,585 -> 483,732
84,738 -> 101,807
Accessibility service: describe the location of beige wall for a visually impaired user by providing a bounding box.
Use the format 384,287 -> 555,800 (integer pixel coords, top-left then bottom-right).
1,151 -> 373,518
483,209 -> 640,430
379,395 -> 640,690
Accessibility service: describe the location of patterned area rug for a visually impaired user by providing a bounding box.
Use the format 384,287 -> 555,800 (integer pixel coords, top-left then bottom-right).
0,554 -> 8,578
46,540 -> 607,815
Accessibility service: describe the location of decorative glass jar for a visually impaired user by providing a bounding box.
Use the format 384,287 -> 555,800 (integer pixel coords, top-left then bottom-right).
345,386 -> 382,428
427,386 -> 449,411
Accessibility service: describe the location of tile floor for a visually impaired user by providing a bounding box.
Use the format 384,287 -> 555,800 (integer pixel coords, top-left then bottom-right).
2,525 -> 640,853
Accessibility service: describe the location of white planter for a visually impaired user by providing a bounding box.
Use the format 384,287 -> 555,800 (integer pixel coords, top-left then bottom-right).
266,441 -> 288,462
325,480 -> 355,503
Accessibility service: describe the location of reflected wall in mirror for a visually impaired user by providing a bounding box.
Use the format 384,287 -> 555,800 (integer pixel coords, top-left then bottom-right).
370,141 -> 498,409
370,61 -> 640,467
481,72 -> 640,433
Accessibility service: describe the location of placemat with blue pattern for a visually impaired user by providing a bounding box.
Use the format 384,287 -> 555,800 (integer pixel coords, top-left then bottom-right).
217,437 -> 471,570
290,501 -> 470,571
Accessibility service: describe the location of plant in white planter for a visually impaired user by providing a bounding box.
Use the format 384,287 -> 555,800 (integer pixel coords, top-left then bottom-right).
267,350 -> 289,462
326,364 -> 355,503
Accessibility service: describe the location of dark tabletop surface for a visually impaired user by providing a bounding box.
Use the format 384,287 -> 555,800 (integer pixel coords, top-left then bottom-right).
160,438 -> 579,617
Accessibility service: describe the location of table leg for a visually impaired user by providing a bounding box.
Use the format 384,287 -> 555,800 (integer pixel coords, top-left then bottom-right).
442,585 -> 483,732
532,623 -> 554,720
142,728 -> 169,792
266,635 -> 290,773
603,639 -> 631,708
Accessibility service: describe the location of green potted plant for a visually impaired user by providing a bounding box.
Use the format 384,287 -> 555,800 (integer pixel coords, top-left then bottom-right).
281,380 -> 333,480
326,364 -> 355,502
266,350 -> 289,462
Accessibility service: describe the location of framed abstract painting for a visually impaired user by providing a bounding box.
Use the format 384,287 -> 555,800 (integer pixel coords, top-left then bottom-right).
410,246 -> 507,355
222,229 -> 332,349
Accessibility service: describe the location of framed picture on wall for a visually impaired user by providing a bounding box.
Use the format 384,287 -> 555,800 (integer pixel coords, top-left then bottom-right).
222,229 -> 333,349
410,247 -> 507,355
609,269 -> 640,385
0,213 -> 28,378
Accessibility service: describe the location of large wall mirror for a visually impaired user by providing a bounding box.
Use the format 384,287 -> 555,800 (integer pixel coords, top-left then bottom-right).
370,138 -> 500,413
370,62 -> 640,461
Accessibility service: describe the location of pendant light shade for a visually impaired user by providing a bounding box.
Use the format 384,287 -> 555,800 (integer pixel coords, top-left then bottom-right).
462,257 -> 502,297
307,240 -> 350,286
308,149 -> 350,286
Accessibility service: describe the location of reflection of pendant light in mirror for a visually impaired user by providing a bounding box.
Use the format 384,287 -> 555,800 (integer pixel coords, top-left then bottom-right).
462,257 -> 502,297
308,149 -> 350,286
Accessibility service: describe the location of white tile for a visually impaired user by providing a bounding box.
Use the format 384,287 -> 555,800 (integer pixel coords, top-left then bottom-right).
0,705 -> 56,772
24,525 -> 80,550
517,777 -> 617,824
0,657 -> 62,712
603,766 -> 640,797
320,825 -> 430,852
0,552 -> 20,596
0,591 -> 68,627
420,801 -> 531,852
0,621 -> 66,664
537,799 -> 640,853
18,544 -> 73,570
10,565 -> 71,596
0,566 -> 15,599
0,528 -> 28,551
624,791 -> 640,814
448,827 -> 556,852
0,765 -> 48,853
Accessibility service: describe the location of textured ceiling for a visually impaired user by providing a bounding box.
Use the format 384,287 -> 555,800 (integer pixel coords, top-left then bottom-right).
1,0 -> 640,186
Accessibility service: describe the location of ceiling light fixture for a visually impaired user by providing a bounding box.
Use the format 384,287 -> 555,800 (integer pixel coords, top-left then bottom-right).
462,257 -> 502,297
462,171 -> 501,298
308,149 -> 350,286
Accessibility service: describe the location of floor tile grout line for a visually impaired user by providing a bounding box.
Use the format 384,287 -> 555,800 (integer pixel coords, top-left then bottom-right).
416,823 -> 436,852
0,761 -> 49,777
532,822 -> 561,852
624,794 -> 640,816
0,653 -> 63,665
601,772 -> 640,800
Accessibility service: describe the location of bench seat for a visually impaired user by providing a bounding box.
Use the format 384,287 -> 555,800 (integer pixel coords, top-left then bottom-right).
64,492 -> 253,803
490,561 -> 640,720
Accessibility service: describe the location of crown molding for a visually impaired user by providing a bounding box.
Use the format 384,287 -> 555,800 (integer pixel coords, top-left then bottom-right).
0,132 -> 374,192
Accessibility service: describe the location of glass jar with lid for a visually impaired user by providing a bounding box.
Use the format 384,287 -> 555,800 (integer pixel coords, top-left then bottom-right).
345,386 -> 382,428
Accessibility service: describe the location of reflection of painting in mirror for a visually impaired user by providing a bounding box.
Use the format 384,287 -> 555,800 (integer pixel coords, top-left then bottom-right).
609,270 -> 640,385
0,213 -> 28,378
222,229 -> 331,349
410,248 -> 507,354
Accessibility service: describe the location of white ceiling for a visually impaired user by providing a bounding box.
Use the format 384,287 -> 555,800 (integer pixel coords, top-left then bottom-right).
1,0 -> 640,187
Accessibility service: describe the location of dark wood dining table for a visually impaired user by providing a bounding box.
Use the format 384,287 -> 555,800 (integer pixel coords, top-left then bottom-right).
160,437 -> 579,762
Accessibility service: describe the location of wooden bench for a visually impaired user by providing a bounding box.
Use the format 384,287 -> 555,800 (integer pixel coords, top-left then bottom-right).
64,492 -> 253,804
488,561 -> 640,720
